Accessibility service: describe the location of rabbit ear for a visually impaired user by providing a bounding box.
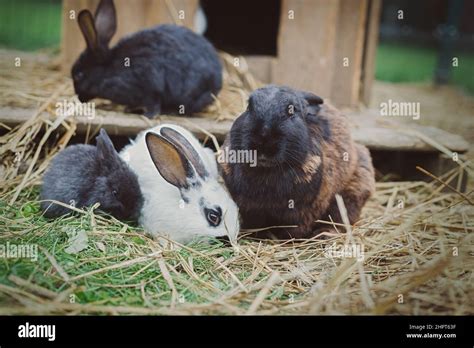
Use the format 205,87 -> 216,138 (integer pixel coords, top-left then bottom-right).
160,127 -> 209,179
78,10 -> 98,51
300,91 -> 324,106
145,132 -> 195,190
96,129 -> 117,160
94,0 -> 117,47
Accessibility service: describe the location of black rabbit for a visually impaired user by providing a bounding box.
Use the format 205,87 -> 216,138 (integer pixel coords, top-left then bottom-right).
40,129 -> 143,221
72,0 -> 222,118
220,85 -> 375,239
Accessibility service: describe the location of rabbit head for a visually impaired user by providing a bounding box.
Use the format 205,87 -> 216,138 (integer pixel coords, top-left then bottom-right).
144,126 -> 240,243
72,0 -> 117,102
93,129 -> 143,220
231,85 -> 324,170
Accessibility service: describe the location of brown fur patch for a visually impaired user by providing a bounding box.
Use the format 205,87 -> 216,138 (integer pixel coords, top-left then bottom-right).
295,154 -> 321,184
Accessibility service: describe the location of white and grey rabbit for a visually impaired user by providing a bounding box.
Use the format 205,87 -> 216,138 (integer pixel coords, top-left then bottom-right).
120,124 -> 240,244
41,129 -> 143,221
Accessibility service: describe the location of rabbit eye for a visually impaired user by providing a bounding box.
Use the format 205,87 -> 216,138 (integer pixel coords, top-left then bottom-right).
74,71 -> 84,80
205,208 -> 222,227
112,190 -> 118,197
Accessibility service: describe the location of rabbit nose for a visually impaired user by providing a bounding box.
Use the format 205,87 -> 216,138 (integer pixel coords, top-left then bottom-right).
78,94 -> 92,103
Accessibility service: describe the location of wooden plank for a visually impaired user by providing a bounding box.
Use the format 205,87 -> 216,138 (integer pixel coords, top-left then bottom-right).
0,107 -> 232,141
0,107 -> 469,153
273,0 -> 340,99
360,0 -> 382,105
61,0 -> 198,72
346,109 -> 470,152
331,0 -> 368,107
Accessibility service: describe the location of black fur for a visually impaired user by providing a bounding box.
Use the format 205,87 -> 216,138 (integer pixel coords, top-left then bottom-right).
72,0 -> 222,117
40,129 -> 143,221
222,85 -> 376,239
231,85 -> 323,168
221,85 -> 327,237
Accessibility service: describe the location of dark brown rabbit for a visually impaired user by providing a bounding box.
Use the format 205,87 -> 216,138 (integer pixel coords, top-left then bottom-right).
220,85 -> 375,239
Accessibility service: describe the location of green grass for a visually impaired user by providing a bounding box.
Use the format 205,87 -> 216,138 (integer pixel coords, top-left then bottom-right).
0,0 -> 61,51
451,53 -> 474,94
375,43 -> 438,82
0,187 -> 278,314
376,42 -> 474,94
2,201 -> 215,309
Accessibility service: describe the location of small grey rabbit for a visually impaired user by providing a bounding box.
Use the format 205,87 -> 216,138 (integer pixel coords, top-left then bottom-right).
72,0 -> 222,117
40,129 -> 143,221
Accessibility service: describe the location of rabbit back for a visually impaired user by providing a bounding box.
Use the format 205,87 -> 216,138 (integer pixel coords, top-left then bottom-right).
41,129 -> 143,221
40,145 -> 99,217
116,25 -> 221,111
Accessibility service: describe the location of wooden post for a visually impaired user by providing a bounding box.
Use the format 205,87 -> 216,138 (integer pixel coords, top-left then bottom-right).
360,0 -> 382,106
273,0 -> 340,99
331,0 -> 368,107
61,0 -> 198,72
61,0 -> 96,72
245,56 -> 274,83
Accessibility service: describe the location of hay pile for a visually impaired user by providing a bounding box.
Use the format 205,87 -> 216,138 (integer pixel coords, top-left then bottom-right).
0,50 -> 473,315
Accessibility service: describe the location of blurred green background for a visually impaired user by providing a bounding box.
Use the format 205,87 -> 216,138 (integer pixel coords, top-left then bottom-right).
0,0 -> 473,94
376,43 -> 474,94
0,0 -> 61,50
